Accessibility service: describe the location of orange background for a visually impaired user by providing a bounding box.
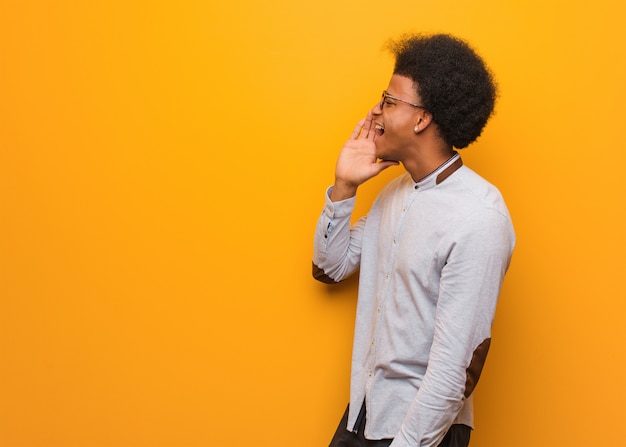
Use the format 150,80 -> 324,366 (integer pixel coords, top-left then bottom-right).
1,1 -> 625,446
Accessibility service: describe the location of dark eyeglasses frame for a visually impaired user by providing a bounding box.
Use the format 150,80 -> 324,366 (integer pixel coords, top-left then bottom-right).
380,91 -> 425,110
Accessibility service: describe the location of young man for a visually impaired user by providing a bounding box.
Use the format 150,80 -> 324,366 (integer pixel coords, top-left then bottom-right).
312,34 -> 516,447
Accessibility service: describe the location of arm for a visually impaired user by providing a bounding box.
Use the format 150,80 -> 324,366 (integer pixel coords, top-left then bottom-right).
391,209 -> 515,447
312,192 -> 364,284
312,112 -> 398,283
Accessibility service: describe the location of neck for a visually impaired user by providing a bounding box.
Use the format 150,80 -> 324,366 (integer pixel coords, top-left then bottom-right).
403,144 -> 457,182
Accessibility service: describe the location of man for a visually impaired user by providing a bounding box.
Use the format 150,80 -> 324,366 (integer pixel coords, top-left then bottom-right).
312,33 -> 515,447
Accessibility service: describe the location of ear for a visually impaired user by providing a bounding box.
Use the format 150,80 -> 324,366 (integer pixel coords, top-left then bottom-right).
413,111 -> 433,134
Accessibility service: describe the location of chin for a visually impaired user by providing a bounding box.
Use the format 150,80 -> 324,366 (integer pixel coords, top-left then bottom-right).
375,148 -> 396,162
374,145 -> 387,160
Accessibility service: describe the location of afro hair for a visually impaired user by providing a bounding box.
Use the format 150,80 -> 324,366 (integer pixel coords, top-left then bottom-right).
387,33 -> 497,149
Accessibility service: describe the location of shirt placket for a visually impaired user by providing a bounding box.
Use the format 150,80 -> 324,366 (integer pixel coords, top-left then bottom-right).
364,185 -> 420,437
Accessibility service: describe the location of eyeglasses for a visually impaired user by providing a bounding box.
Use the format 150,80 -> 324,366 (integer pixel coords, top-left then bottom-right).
380,91 -> 424,110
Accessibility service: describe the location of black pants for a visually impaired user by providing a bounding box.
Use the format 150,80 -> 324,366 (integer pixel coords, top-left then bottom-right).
329,404 -> 471,447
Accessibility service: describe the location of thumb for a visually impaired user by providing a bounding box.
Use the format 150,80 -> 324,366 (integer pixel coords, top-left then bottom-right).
373,160 -> 400,175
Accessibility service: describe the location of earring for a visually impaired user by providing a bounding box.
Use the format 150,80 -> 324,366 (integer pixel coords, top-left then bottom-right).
414,124 -> 419,133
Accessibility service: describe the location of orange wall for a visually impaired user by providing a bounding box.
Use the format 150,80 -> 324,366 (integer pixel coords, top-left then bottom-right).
1,1 -> 625,446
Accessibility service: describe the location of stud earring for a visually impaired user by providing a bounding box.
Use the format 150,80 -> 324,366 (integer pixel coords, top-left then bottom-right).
414,124 -> 419,133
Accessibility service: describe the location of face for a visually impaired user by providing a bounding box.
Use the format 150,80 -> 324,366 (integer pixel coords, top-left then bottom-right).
371,74 -> 424,161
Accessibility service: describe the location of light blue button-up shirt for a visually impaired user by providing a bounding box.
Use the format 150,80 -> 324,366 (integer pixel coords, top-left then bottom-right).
313,155 -> 515,447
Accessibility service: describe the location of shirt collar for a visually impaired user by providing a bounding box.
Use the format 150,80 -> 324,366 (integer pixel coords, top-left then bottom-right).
413,153 -> 463,191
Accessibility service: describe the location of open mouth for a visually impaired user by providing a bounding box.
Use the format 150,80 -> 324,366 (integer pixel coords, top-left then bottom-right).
374,122 -> 385,140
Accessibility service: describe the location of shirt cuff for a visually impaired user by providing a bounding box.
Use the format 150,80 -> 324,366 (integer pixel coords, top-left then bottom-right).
325,185 -> 356,218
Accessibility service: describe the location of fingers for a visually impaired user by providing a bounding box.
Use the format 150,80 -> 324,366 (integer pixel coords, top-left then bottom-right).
349,118 -> 366,140
370,160 -> 400,177
362,111 -> 374,140
377,160 -> 400,170
349,111 -> 375,140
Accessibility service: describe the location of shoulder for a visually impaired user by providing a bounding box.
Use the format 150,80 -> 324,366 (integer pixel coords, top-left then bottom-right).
448,166 -> 511,219
438,166 -> 515,245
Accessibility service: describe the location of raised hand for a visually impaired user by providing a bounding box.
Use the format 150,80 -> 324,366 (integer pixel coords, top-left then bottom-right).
330,111 -> 399,201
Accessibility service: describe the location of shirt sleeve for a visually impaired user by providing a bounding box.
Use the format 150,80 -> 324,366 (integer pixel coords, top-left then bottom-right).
391,208 -> 515,447
312,186 -> 365,284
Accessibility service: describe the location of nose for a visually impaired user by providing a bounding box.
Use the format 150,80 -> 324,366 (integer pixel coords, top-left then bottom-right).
371,100 -> 383,116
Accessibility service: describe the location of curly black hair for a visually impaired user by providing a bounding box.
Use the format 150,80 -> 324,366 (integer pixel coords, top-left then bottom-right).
386,33 -> 497,149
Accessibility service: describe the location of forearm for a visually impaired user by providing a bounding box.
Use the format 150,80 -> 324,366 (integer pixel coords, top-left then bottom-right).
391,389 -> 464,447
329,179 -> 358,202
312,187 -> 363,283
